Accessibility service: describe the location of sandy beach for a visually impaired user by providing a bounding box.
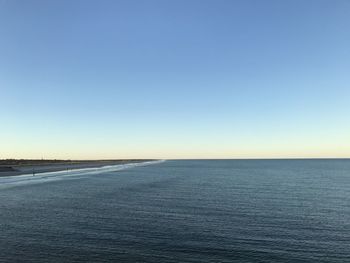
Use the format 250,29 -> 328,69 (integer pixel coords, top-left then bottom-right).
0,160 -> 150,177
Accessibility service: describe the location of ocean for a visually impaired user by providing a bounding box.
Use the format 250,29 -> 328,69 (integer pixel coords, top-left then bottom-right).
0,159 -> 349,262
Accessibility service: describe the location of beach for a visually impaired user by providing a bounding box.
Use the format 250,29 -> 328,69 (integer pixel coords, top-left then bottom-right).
0,159 -> 150,177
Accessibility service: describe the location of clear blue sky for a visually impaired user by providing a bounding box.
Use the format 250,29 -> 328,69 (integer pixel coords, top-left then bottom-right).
1,0 -> 349,159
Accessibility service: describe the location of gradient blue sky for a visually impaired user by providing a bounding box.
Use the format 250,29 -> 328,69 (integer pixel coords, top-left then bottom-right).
1,0 -> 349,159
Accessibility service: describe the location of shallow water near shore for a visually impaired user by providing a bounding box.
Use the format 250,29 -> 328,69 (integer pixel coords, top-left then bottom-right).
0,160 -> 163,189
0,159 -> 349,262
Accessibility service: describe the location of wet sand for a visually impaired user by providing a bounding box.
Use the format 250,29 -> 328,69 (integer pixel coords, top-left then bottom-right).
0,160 -> 150,177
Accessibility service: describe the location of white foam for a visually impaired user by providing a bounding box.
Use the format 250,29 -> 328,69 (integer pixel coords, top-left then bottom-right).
0,160 -> 165,189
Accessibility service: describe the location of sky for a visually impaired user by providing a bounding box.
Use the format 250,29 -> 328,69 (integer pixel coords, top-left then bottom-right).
1,0 -> 349,159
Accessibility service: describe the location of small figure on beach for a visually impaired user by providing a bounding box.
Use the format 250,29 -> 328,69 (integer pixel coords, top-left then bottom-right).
32,168 -> 35,176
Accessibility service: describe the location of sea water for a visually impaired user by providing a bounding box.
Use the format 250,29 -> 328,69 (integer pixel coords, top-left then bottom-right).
0,159 -> 349,262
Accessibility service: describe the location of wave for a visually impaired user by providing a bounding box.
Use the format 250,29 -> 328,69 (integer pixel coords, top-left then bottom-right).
0,160 -> 166,189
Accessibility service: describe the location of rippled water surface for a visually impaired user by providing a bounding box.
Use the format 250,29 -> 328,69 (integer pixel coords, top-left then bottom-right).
1,160 -> 349,262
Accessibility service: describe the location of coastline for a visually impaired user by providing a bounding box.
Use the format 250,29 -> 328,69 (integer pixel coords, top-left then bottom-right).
0,160 -> 153,177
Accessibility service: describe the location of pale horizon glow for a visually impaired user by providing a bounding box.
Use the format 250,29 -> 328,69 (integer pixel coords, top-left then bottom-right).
1,0 -> 350,159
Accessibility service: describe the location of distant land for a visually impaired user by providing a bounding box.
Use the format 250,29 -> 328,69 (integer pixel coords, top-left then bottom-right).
0,159 -> 153,177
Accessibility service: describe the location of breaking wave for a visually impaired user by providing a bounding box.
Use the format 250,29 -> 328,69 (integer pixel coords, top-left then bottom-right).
0,160 -> 166,188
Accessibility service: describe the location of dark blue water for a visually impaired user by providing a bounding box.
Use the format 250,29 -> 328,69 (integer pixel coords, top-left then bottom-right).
1,160 -> 350,262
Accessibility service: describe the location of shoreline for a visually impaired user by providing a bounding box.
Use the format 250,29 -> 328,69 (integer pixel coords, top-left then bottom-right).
0,160 -> 154,177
